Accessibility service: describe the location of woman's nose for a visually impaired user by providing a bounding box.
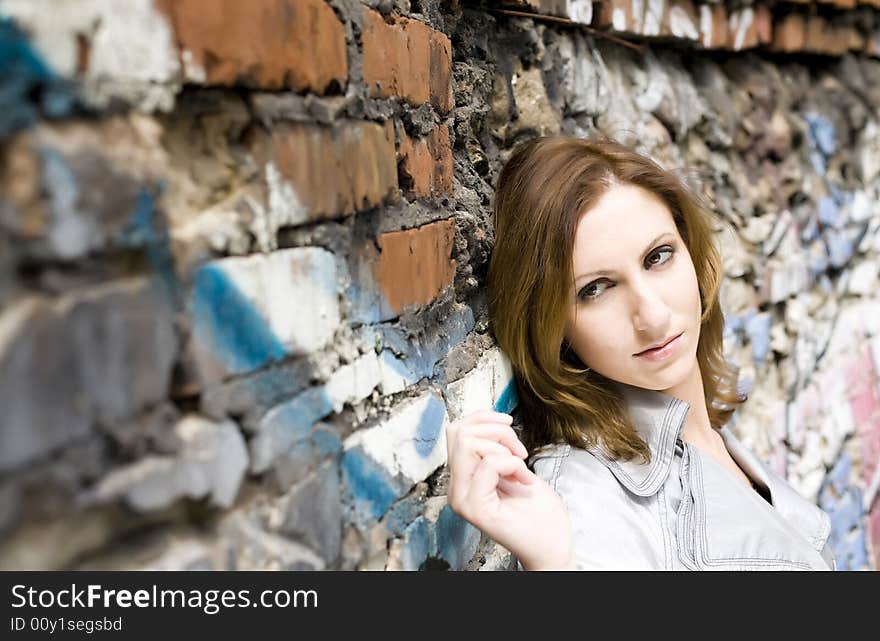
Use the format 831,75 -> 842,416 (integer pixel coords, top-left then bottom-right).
631,283 -> 671,334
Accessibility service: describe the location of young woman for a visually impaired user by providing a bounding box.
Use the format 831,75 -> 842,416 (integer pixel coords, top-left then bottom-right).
445,135 -> 835,571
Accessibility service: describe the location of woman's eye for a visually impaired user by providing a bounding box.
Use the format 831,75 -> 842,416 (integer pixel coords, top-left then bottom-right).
579,280 -> 609,302
646,245 -> 674,267
578,245 -> 675,301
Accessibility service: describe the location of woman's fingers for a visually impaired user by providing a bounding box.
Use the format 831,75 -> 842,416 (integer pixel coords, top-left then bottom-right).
447,412 -> 511,453
464,453 -> 532,508
449,419 -> 526,460
448,436 -> 514,504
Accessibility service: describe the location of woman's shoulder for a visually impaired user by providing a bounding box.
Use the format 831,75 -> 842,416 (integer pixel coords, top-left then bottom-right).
527,441 -> 621,495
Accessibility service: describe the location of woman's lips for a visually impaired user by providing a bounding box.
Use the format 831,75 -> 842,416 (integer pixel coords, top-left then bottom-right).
634,332 -> 684,361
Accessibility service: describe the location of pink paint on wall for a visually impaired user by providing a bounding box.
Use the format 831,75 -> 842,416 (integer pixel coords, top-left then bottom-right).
868,500 -> 880,571
846,347 -> 880,486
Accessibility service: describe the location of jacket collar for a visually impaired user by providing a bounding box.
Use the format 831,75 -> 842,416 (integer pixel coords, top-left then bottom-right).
588,382 -> 832,554
584,380 -> 690,497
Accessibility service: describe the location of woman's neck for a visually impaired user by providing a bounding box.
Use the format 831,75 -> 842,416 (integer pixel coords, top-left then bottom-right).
660,361 -> 715,441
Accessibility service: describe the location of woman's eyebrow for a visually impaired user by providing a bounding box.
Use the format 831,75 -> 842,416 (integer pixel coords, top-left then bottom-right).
573,231 -> 674,285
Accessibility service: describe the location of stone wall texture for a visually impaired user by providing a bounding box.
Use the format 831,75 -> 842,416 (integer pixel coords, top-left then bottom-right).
1,0 -> 879,570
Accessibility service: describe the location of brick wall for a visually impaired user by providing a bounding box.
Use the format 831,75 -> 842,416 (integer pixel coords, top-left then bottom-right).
0,0 -> 878,570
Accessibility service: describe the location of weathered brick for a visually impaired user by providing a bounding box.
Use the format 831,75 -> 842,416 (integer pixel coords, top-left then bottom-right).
252,120 -> 397,222
3,0 -> 179,112
728,7 -> 759,51
639,0 -> 663,37
754,4 -> 772,46
867,32 -> 880,58
524,0 -> 593,24
699,3 -> 729,49
397,123 -> 453,199
0,278 -> 177,473
594,0 -> 640,33
348,219 -> 456,323
248,349 -> 407,475
281,460 -> 342,565
218,512 -> 326,570
188,248 -> 339,382
92,415 -> 248,511
770,14 -> 806,53
804,16 -> 833,55
341,392 -> 448,526
665,0 -> 699,41
446,348 -> 516,421
160,0 -> 347,92
362,9 -> 453,113
843,27 -> 866,53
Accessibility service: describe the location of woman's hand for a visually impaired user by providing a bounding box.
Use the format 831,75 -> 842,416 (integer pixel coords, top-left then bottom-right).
445,409 -> 576,570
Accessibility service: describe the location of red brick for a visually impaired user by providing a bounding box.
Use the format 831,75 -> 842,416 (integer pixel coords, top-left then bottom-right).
397,123 -> 453,199
160,0 -> 348,92
804,15 -> 832,55
362,10 -> 453,114
845,27 -> 866,52
594,0 -> 640,33
372,220 -> 457,316
770,14 -> 805,53
754,4 -> 772,46
252,120 -> 398,221
866,31 -> 880,57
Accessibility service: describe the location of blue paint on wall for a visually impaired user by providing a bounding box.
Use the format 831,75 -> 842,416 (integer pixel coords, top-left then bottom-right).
818,451 -> 870,571
119,187 -> 181,307
817,197 -> 840,229
494,378 -> 518,415
805,112 -> 836,158
744,312 -> 772,365
823,228 -> 854,269
383,493 -> 429,538
401,517 -> 431,571
378,350 -> 418,388
433,503 -> 480,570
0,17 -> 76,139
262,387 -> 334,460
414,394 -> 446,457
189,264 -> 287,375
377,304 -> 475,382
800,214 -> 819,243
341,447 -> 401,522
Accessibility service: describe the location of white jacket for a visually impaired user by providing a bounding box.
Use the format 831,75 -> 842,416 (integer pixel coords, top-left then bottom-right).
514,381 -> 835,570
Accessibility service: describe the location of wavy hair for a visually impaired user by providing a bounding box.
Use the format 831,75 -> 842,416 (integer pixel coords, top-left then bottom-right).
487,135 -> 746,463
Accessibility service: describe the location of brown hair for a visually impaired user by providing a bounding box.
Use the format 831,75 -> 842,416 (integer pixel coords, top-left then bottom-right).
487,135 -> 746,464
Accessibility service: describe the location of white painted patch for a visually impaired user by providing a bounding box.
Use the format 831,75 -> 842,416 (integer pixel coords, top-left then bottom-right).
642,0 -> 664,37
669,6 -> 699,41
731,8 -> 754,52
446,348 -> 515,421
612,8 -> 628,32
343,392 -> 449,486
700,4 -> 713,48
245,161 -> 310,253
0,0 -> 182,111
377,350 -> 416,395
325,351 -> 382,413
216,247 -> 340,355
566,0 -> 592,25
631,0 -> 644,33
94,416 -> 248,511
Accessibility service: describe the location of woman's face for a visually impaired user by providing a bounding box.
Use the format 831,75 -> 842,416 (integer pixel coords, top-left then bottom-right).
564,182 -> 702,393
